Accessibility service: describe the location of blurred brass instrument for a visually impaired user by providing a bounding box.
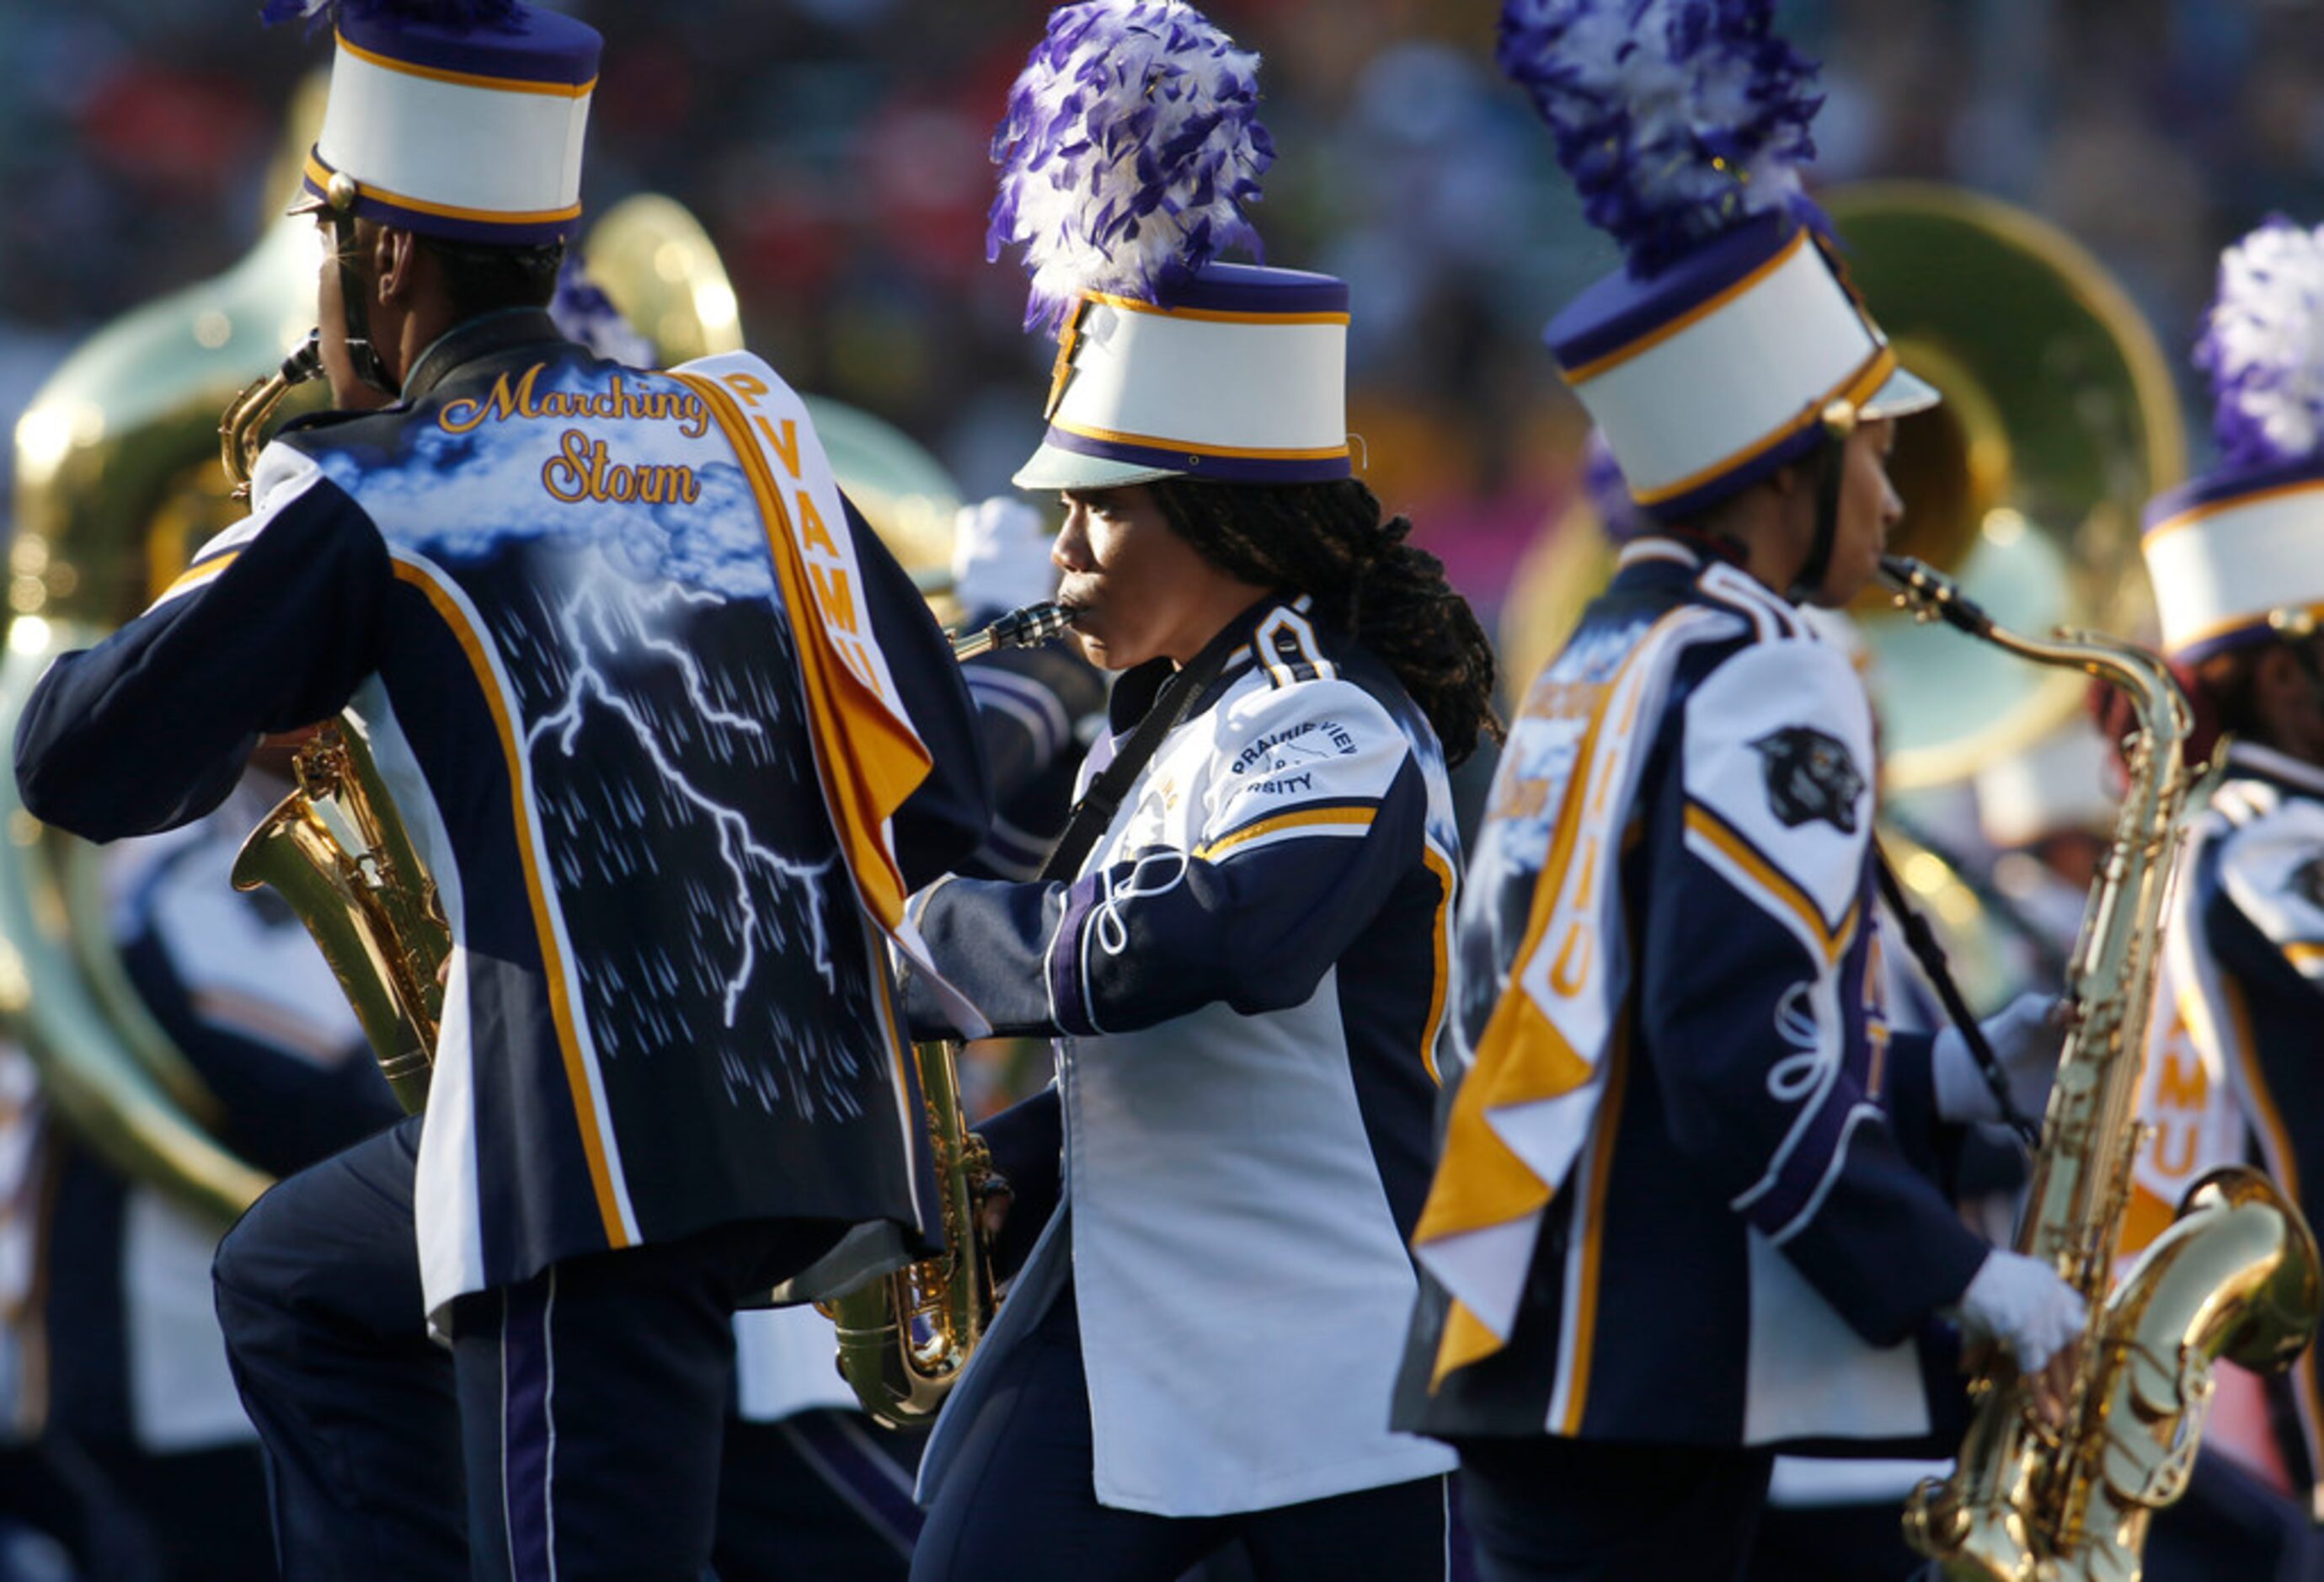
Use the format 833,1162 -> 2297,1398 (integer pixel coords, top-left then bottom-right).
1822,184 -> 2184,792
0,77 -> 334,1221
821,598 -> 1075,1428
1886,558 -> 2321,1582
802,398 -> 966,623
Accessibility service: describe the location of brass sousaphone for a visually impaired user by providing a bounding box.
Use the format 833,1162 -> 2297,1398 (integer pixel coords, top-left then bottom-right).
1820,182 -> 2187,791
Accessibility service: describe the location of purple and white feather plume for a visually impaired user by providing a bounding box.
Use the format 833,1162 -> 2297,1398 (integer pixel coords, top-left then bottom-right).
988,0 -> 1274,335
2197,216 -> 2324,472
1499,0 -> 1824,275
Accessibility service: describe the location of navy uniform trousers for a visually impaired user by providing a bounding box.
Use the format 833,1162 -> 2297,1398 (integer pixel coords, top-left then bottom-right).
212,1115 -> 838,1582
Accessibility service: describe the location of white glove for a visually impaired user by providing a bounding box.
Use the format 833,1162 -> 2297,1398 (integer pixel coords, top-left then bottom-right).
1931,992 -> 2073,1125
1954,1249 -> 2087,1373
953,497 -> 1057,616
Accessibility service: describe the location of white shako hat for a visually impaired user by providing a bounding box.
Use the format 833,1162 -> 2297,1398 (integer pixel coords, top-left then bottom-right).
2143,217 -> 2324,662
1504,0 -> 1937,522
988,1 -> 1349,494
272,0 -> 599,246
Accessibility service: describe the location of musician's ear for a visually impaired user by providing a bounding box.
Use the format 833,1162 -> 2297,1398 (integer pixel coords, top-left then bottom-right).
375,227 -> 425,307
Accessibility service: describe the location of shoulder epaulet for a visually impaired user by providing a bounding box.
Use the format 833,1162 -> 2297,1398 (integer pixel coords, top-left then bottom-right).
1248,602 -> 1338,688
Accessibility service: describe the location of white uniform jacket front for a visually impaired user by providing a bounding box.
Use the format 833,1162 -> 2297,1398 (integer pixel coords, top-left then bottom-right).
906,594 -> 1461,1516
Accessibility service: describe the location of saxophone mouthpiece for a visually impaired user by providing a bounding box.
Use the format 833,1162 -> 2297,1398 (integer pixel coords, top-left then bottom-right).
280,329 -> 325,387
951,601 -> 1080,660
1880,555 -> 1995,639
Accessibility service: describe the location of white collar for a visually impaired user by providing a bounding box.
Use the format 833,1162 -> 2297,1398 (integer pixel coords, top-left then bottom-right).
2227,740 -> 2324,799
1615,535 -> 1699,570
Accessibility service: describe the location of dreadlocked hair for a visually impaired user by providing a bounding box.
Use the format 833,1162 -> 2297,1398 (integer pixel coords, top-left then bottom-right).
1146,476 -> 1504,766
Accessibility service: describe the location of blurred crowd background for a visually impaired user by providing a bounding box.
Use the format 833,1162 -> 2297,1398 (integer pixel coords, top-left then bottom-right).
1,0 -> 2320,643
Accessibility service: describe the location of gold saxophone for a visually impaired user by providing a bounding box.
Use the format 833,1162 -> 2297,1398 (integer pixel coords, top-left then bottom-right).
1886,556 -> 2323,1582
216,331 -> 446,1119
821,597 -> 1077,1428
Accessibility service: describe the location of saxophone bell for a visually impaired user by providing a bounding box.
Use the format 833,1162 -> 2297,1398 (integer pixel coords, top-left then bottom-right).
231,719 -> 448,1115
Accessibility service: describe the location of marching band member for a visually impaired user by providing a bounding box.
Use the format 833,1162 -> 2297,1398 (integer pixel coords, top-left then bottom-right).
551,250 -> 960,1582
10,1 -> 991,1576
897,5 -> 1499,1578
2120,214 -> 2324,1571
1397,6 -> 2081,1579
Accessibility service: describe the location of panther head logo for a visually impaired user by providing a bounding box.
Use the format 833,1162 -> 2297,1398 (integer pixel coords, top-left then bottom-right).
1749,726 -> 1865,834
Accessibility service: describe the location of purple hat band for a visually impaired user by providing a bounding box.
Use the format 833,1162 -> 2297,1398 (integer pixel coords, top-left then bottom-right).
2142,456 -> 2324,535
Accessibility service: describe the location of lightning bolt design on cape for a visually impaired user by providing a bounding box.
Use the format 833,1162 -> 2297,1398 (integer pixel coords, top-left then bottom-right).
526,576 -> 838,1030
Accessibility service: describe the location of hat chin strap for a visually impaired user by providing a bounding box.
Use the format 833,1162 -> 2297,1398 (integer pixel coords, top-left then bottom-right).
326,179 -> 398,398
1787,399 -> 1861,606
1784,436 -> 1846,606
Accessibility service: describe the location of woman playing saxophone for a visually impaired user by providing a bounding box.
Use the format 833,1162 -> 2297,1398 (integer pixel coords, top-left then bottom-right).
891,8 -> 1501,1578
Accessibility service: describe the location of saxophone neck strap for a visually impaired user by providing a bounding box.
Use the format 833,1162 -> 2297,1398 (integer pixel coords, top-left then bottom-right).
1873,842 -> 2041,1150
1039,643 -> 1234,885
330,206 -> 398,398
